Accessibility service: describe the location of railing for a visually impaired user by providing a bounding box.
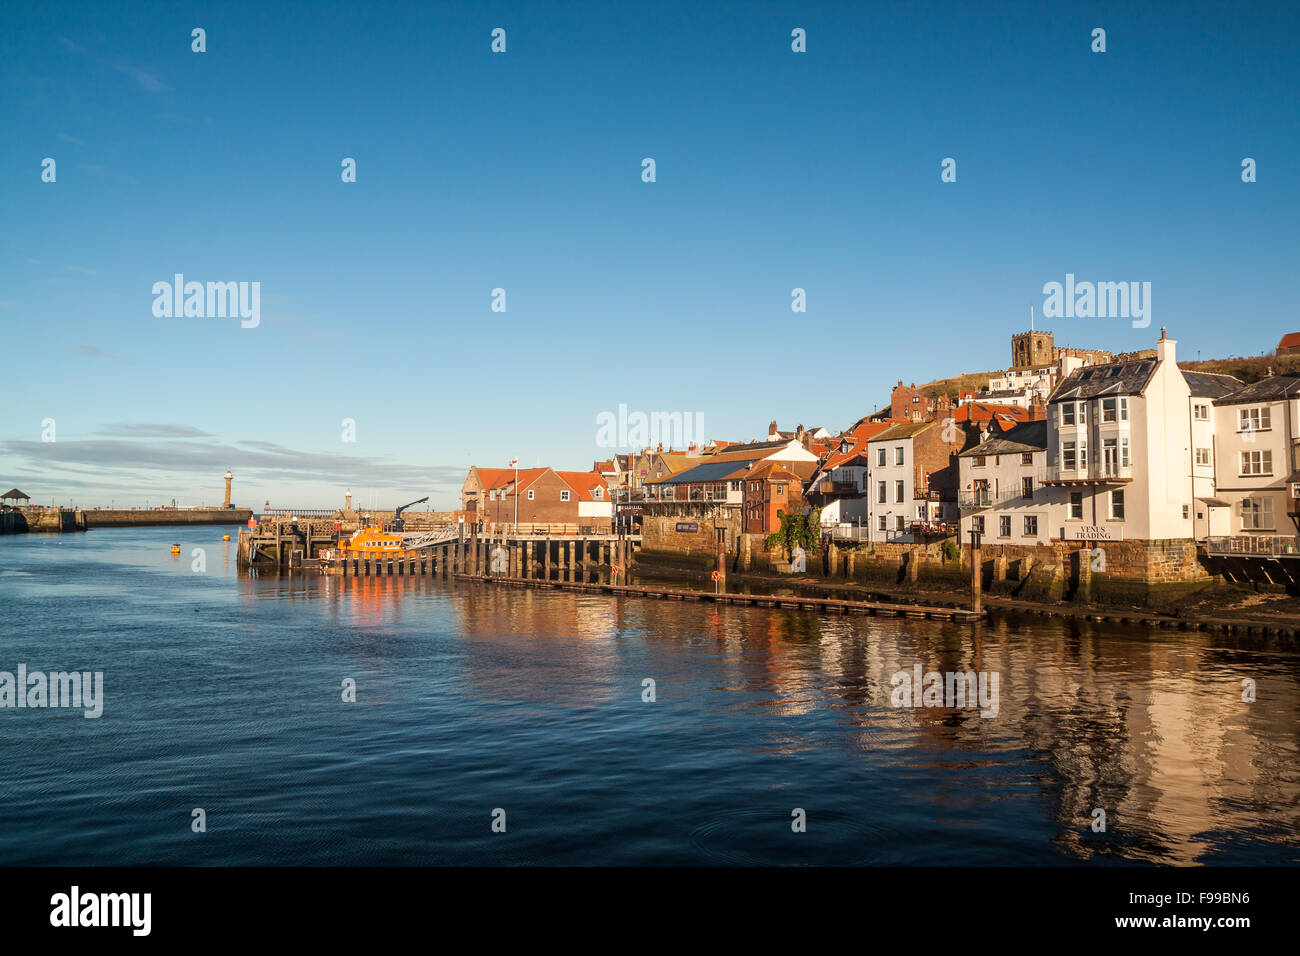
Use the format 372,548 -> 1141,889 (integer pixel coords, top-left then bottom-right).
260,508 -> 340,518
826,525 -> 872,540
1204,535 -> 1300,557
958,474 -> 1045,510
907,521 -> 958,538
1044,463 -> 1133,483
818,480 -> 861,495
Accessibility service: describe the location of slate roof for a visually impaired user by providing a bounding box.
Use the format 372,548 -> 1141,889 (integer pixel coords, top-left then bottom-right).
1214,374 -> 1300,406
724,439 -> 797,454
1051,359 -> 1159,401
1183,370 -> 1243,399
958,420 -> 1048,458
866,421 -> 932,442
647,459 -> 756,485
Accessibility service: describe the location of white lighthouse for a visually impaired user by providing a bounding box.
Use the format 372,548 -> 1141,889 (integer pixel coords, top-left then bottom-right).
223,469 -> 233,508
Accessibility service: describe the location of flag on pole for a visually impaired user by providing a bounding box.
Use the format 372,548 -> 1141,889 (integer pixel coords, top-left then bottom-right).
508,458 -> 518,467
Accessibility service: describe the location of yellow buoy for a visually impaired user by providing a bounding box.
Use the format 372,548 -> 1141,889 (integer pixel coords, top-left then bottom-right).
170,544 -> 181,555
222,535 -> 230,541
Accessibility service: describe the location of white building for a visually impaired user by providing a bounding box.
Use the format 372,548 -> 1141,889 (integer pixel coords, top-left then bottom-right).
1210,374 -> 1300,540
1042,330 -> 1241,543
956,420 -> 1050,545
959,330 -> 1249,546
865,422 -> 962,543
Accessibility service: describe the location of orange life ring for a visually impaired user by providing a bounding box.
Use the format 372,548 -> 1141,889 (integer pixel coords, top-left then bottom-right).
711,570 -> 720,581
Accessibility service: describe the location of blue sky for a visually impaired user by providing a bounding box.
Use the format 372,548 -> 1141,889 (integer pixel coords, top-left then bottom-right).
2,0 -> 1297,509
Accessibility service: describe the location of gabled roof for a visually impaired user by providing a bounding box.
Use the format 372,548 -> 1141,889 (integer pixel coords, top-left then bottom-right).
1,488 -> 30,500
473,466 -> 551,493
648,459 -> 754,485
1051,359 -> 1159,401
647,454 -> 818,486
555,471 -> 609,501
724,439 -> 799,454
816,422 -> 893,474
1214,373 -> 1300,406
1278,332 -> 1300,350
951,402 -> 1030,425
958,420 -> 1048,458
867,421 -> 932,442
743,462 -> 803,483
1182,370 -> 1242,399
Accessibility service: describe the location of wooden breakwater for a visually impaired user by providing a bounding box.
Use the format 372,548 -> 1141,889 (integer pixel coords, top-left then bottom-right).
238,523 -> 641,575
457,573 -> 984,622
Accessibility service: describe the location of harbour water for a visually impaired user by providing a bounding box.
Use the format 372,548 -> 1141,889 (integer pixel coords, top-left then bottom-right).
1,526 -> 1296,865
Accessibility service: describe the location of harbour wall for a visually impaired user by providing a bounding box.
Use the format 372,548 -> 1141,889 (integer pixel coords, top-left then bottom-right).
637,514 -> 1218,609
82,508 -> 253,528
1,507 -> 253,533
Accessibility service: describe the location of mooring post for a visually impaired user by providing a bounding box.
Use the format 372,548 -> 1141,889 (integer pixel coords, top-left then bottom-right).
969,529 -> 982,617
716,527 -> 727,593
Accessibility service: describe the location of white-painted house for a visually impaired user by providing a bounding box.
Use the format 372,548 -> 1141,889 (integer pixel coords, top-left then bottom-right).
1034,330 -> 1240,543
957,420 -> 1050,545
1210,373 -> 1300,539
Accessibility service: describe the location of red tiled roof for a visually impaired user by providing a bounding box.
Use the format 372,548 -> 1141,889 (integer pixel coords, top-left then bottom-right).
1278,332 -> 1300,349
951,403 -> 1030,425
475,467 -> 550,492
819,421 -> 893,470
555,471 -> 609,502
742,462 -> 803,483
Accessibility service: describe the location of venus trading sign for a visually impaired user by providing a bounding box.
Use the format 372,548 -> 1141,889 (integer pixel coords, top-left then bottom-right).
676,522 -> 699,533
1065,525 -> 1123,541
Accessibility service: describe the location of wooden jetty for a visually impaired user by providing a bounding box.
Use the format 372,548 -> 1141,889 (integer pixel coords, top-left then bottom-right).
457,572 -> 984,622
238,520 -> 641,578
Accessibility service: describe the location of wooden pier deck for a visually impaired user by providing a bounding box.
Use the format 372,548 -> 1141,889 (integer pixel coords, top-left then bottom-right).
456,573 -> 984,622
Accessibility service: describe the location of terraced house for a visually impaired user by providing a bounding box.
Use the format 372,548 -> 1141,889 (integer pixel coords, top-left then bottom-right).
957,328 -> 1244,549
1041,330 -> 1239,543
865,420 -> 968,542
1210,373 -> 1300,541
956,420 -> 1050,545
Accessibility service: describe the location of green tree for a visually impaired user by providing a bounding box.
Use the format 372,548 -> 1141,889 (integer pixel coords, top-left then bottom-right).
766,507 -> 823,553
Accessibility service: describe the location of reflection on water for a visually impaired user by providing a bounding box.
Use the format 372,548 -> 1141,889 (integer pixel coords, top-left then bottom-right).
0,527 -> 1296,865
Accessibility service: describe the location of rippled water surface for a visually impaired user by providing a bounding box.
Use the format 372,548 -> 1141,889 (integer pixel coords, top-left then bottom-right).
1,527 -> 1296,865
